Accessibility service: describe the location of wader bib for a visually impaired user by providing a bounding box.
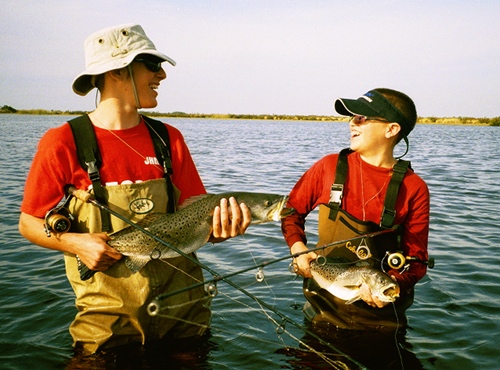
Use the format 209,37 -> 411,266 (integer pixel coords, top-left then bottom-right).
64,116 -> 211,353
303,149 -> 413,332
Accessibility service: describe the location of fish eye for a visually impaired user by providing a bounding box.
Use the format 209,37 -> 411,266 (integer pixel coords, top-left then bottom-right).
264,200 -> 270,207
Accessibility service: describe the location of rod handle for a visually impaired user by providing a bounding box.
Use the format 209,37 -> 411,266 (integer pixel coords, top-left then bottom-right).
66,185 -> 91,203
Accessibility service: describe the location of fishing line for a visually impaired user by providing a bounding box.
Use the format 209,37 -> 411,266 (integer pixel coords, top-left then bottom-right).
159,258 -> 204,284
247,245 -> 278,305
252,294 -> 352,369
392,302 -> 405,370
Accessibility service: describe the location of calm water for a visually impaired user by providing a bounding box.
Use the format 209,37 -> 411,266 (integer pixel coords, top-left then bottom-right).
1,114 -> 499,369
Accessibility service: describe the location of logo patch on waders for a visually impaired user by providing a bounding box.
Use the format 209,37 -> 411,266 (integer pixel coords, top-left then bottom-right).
129,198 -> 155,214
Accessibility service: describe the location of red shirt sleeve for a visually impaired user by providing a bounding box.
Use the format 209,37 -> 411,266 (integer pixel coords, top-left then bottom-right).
21,124 -> 87,218
167,124 -> 206,205
281,154 -> 338,247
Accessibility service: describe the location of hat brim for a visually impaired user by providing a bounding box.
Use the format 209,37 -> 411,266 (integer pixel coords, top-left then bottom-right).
334,98 -> 381,118
72,50 -> 176,96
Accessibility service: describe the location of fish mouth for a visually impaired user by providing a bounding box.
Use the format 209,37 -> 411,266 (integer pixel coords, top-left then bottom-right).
280,207 -> 295,218
272,196 -> 294,221
382,285 -> 400,301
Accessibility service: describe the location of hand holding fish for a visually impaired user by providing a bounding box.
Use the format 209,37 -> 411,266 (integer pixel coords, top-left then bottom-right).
210,197 -> 251,241
359,278 -> 395,308
73,233 -> 122,272
290,241 -> 318,278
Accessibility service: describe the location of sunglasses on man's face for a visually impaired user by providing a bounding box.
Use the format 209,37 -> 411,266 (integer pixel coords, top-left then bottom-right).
134,57 -> 163,73
350,115 -> 390,125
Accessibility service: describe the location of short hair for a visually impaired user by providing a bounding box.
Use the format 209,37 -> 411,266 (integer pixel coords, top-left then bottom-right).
375,88 -> 417,138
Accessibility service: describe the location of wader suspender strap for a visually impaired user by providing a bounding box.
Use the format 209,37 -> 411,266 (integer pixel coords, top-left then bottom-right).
328,148 -> 411,229
327,148 -> 352,221
68,115 -> 112,232
380,159 -> 411,229
142,116 -> 175,214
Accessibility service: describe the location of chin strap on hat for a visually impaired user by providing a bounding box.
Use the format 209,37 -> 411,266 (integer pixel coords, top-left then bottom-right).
396,136 -> 410,159
127,64 -> 142,109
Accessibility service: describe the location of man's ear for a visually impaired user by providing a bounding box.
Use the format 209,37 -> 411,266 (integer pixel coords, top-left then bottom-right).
108,67 -> 128,81
386,122 -> 401,139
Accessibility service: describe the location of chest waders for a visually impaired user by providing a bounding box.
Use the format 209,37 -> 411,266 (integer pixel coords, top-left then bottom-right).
64,115 -> 210,353
303,148 -> 414,332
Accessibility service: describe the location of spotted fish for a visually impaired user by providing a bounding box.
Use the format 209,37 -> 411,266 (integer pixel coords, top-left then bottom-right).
310,259 -> 400,304
79,192 -> 293,280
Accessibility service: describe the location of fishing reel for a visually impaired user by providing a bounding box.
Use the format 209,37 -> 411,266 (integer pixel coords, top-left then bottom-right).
44,196 -> 74,237
384,251 -> 435,272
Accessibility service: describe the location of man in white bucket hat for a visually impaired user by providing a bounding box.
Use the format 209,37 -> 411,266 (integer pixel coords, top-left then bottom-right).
19,23 -> 251,356
72,23 -> 176,100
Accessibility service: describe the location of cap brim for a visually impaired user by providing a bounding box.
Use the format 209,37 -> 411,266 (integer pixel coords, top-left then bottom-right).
334,98 -> 381,117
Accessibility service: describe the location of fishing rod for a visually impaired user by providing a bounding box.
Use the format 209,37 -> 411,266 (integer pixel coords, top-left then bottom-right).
67,186 -> 366,368
150,228 -> 397,303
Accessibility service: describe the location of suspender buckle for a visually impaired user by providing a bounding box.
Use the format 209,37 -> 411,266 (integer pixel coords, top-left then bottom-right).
381,207 -> 397,228
329,184 -> 343,204
85,160 -> 100,182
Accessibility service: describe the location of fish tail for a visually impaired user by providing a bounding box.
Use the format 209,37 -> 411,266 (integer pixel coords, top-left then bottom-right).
77,256 -> 96,281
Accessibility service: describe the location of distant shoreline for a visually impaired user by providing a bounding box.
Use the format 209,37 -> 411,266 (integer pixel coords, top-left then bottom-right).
0,107 -> 498,126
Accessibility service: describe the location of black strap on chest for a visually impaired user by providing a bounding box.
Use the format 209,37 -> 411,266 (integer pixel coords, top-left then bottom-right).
68,115 -> 175,232
69,115 -> 111,231
328,148 -> 411,229
142,116 -> 175,214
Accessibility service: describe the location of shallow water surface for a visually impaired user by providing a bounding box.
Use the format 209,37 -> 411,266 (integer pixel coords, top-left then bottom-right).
1,115 -> 499,369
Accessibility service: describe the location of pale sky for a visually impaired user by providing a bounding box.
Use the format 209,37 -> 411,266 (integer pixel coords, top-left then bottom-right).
1,0 -> 498,118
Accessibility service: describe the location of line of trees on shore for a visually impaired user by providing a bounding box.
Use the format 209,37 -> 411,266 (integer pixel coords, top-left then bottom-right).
1,105 -> 499,126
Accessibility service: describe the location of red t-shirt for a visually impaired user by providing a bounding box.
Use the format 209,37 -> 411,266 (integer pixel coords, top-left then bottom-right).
21,117 -> 206,218
282,151 -> 430,289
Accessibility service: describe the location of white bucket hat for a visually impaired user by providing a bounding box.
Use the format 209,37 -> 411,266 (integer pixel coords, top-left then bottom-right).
72,23 -> 176,96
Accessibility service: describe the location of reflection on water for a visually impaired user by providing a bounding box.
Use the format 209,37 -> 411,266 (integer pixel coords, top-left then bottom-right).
1,115 -> 499,369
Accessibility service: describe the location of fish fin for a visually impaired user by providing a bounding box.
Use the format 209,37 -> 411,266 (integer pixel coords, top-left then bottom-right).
77,256 -> 96,281
178,194 -> 212,209
345,295 -> 362,305
354,261 -> 371,267
340,285 -> 362,304
344,284 -> 361,289
124,256 -> 150,273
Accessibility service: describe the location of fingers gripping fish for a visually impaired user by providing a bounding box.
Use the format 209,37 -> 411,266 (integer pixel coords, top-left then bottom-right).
78,192 -> 294,280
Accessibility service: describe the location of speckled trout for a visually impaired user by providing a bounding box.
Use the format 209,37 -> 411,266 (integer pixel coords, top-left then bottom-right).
310,260 -> 400,304
78,192 -> 293,280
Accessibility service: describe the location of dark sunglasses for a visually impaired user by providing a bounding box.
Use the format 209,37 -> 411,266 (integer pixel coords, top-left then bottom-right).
134,56 -> 163,73
350,115 -> 391,124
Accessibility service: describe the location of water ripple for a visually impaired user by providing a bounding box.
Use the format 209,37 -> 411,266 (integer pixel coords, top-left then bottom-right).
1,116 -> 499,369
